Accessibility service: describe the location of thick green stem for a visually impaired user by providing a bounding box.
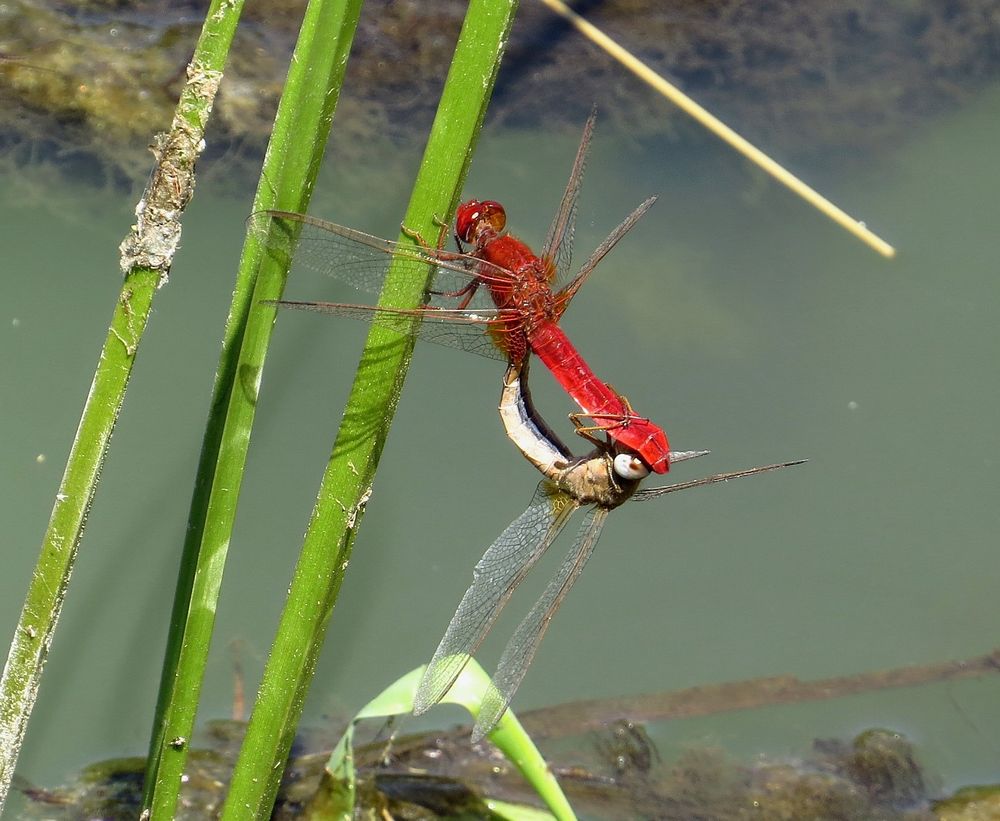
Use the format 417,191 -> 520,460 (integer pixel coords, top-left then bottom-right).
221,1 -> 519,817
141,1 -> 363,818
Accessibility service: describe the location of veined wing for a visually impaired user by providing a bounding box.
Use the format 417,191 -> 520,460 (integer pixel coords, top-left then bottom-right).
269,300 -> 517,361
543,108 -> 596,282
249,210 -> 515,313
413,481 -> 580,715
556,195 -> 657,310
632,460 -> 807,501
473,504 -> 609,742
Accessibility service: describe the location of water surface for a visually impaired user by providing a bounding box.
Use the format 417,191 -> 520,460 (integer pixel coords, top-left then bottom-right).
2,75 -> 999,800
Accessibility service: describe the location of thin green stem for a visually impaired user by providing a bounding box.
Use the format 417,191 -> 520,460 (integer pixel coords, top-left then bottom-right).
0,1 -> 241,814
141,1 -> 363,818
0,271 -> 156,815
221,0 -> 519,817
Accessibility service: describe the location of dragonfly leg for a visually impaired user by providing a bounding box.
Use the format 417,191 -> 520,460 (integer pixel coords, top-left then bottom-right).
425,277 -> 483,308
431,213 -> 451,249
401,217 -> 451,252
567,415 -> 611,449
400,221 -> 485,307
568,396 -> 651,443
400,223 -> 434,249
607,386 -> 647,422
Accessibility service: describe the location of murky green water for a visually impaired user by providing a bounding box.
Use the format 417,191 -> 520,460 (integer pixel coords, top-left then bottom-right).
3,77 -> 999,806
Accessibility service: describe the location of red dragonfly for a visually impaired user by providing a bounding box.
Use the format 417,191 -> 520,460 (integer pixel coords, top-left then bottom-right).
413,358 -> 805,741
255,112 -> 672,473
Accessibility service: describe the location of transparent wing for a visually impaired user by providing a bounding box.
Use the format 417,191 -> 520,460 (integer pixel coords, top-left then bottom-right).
542,107 -> 596,282
249,210 -> 514,313
472,505 -> 609,742
556,196 -> 656,309
632,460 -> 807,501
269,299 -> 515,361
413,481 -> 580,715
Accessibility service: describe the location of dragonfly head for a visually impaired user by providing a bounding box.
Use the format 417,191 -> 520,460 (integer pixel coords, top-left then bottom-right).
613,452 -> 650,481
456,199 -> 506,245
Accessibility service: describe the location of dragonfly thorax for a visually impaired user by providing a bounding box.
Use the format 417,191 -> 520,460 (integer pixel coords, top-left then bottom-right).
554,452 -> 642,510
514,284 -> 560,329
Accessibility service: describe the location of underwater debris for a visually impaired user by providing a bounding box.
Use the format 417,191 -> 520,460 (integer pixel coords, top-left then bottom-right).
2,0 -> 999,188
17,722 -> 990,820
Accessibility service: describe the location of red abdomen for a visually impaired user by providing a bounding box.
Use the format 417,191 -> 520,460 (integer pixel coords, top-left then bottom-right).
529,323 -> 671,473
473,233 -> 670,473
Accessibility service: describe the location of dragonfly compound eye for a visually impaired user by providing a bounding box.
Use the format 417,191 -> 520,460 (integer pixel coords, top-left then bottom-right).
455,199 -> 483,243
613,453 -> 650,481
478,200 -> 507,233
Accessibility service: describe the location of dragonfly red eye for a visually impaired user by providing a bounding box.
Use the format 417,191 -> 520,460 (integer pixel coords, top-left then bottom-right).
455,200 -> 481,242
456,199 -> 506,243
478,200 -> 506,232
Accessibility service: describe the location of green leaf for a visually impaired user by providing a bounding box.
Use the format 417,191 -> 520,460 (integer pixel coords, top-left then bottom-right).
318,662 -> 577,821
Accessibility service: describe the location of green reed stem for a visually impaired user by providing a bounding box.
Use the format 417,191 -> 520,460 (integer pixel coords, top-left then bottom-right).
220,1 -> 519,817
0,2 -> 243,815
140,1 -> 364,818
